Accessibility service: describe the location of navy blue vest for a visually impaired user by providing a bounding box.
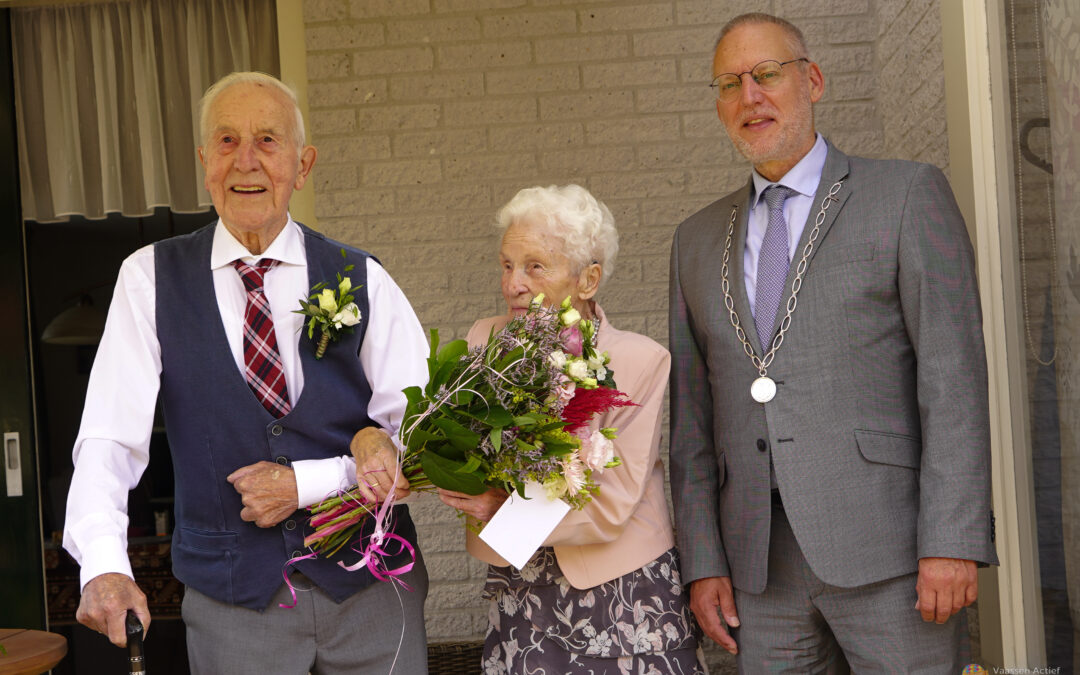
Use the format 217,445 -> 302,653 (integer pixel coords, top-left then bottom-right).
155,223 -> 418,610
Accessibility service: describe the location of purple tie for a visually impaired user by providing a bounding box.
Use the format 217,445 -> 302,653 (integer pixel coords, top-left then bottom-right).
755,185 -> 796,354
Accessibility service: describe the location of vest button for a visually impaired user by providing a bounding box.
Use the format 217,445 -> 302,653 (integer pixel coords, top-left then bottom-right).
291,550 -> 302,559
756,438 -> 768,452
276,456 -> 288,465
271,424 -> 284,436
284,520 -> 296,531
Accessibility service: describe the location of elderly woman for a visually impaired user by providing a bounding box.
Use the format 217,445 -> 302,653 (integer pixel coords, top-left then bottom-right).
438,185 -> 703,674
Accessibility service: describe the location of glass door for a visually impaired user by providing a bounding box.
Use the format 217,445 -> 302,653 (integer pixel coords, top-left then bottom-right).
1005,0 -> 1079,667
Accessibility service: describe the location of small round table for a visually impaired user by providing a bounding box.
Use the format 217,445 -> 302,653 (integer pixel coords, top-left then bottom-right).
0,628 -> 68,675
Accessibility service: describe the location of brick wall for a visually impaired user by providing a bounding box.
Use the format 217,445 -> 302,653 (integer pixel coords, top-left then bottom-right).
299,0 -> 949,666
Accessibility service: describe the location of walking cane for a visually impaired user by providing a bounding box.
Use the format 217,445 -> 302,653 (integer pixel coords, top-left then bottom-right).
126,610 -> 145,675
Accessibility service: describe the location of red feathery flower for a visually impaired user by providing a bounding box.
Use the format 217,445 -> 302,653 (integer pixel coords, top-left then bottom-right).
561,386 -> 636,434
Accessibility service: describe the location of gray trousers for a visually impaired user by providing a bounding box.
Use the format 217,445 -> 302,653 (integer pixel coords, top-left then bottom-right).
732,500 -> 966,674
182,555 -> 428,675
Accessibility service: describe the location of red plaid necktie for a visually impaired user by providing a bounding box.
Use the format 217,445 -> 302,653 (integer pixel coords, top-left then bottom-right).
234,259 -> 291,418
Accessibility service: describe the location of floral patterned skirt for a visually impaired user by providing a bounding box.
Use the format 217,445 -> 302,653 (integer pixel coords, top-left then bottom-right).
481,547 -> 704,675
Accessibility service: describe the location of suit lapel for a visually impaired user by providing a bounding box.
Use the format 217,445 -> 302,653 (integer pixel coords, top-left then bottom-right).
784,143 -> 852,292
727,178 -> 761,354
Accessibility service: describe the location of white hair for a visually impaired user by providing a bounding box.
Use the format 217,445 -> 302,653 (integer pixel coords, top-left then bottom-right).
198,71 -> 306,151
496,184 -> 619,286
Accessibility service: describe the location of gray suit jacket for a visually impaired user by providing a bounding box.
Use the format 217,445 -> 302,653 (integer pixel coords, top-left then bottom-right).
668,142 -> 998,593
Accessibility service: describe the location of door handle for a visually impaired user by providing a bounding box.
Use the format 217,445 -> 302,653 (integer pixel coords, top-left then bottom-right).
4,432 -> 22,497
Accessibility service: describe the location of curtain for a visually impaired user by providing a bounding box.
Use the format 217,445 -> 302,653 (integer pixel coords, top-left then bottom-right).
12,0 -> 279,222
1043,0 -> 1080,632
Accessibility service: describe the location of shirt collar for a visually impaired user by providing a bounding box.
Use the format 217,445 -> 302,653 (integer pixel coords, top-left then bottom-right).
210,215 -> 306,270
750,133 -> 828,208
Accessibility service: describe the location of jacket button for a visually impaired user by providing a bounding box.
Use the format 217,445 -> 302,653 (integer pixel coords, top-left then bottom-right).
276,456 -> 288,465
271,424 -> 284,436
284,520 -> 296,531
756,438 -> 768,452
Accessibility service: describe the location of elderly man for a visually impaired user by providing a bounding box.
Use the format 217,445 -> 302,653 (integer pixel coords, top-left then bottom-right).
669,13 -> 998,671
63,72 -> 429,673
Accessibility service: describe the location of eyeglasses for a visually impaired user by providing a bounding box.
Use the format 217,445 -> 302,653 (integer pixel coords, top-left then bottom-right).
709,58 -> 810,102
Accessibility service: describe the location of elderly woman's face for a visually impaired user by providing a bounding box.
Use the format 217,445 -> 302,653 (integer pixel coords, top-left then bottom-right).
500,215 -> 589,317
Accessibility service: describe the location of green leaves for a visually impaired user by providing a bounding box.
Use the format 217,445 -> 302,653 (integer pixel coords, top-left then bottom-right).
420,451 -> 487,495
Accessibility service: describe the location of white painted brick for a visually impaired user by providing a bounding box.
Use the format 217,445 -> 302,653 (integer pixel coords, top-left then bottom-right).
443,99 -> 537,127
579,3 -> 674,32
394,184 -> 493,212
813,45 -> 874,74
824,72 -> 876,102
586,115 -> 680,145
305,23 -> 385,51
632,26 -> 719,56
395,128 -> 488,156
641,197 -> 711,227
480,10 -> 576,38
357,104 -> 442,131
363,159 -> 443,186
352,47 -> 434,76
540,90 -> 635,120
681,110 -> 726,139
488,122 -> 584,150
535,35 -> 629,64
316,135 -> 392,164
349,0 -> 430,19
582,59 -> 676,88
390,72 -> 484,100
486,65 -> 580,95
436,41 -> 533,70
387,16 -> 482,44
308,79 -> 388,107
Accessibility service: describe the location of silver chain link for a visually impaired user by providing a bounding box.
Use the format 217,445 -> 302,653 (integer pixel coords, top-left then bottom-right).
720,179 -> 845,377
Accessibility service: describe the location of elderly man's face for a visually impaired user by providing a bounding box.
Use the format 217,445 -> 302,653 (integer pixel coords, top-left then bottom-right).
198,83 -> 315,239
712,22 -> 823,181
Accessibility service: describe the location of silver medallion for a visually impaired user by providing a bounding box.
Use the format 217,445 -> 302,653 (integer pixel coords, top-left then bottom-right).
750,376 -> 776,403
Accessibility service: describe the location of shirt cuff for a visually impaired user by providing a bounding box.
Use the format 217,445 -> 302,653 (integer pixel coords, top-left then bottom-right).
76,536 -> 135,591
292,456 -> 356,509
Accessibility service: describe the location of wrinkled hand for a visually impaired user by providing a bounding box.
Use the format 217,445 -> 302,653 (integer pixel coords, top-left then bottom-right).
690,576 -> 739,654
915,557 -> 978,623
438,488 -> 508,522
226,461 -> 299,527
76,573 -> 150,647
350,427 -> 409,503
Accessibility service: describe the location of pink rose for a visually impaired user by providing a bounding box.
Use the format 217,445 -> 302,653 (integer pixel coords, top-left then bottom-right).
560,325 -> 584,356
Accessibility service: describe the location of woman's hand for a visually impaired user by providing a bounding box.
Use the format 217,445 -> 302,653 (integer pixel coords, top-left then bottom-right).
438,487 -> 509,522
350,427 -> 409,503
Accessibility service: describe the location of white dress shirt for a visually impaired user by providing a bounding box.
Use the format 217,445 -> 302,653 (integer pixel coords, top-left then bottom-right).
744,133 -> 828,315
63,217 -> 429,587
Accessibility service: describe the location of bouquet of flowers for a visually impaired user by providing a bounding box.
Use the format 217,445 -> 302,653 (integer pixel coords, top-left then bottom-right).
305,295 -> 634,558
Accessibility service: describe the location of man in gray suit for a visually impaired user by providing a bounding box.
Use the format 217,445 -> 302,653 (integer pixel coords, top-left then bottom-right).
668,13 -> 998,671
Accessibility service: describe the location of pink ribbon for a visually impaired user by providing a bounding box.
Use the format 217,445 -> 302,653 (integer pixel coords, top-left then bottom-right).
278,551 -> 318,609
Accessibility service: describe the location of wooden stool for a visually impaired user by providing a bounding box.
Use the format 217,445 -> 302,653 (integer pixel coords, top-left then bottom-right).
0,628 -> 68,675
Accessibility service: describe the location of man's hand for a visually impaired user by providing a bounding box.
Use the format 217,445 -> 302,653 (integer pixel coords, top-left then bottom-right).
438,488 -> 508,522
76,573 -> 151,647
227,461 -> 299,527
915,557 -> 978,623
689,576 -> 740,654
350,427 -> 409,503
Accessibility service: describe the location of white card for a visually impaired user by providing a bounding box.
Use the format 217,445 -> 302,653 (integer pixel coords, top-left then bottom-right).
479,481 -> 571,570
